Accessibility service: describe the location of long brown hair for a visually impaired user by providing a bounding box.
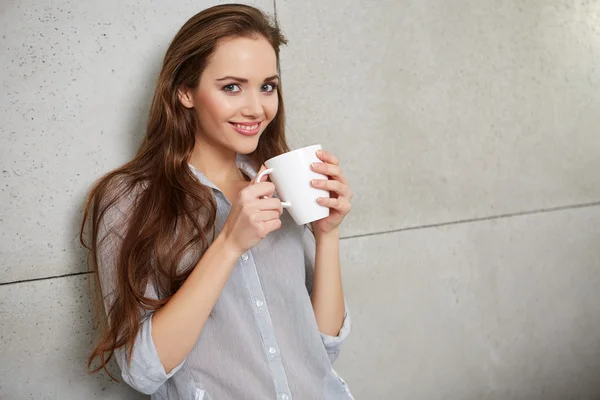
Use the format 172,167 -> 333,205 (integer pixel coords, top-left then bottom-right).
80,4 -> 289,378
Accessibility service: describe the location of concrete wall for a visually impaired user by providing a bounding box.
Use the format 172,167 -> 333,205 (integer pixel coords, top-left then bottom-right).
2,0 -> 600,398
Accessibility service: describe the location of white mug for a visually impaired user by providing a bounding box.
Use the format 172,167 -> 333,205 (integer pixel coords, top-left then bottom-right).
254,144 -> 330,225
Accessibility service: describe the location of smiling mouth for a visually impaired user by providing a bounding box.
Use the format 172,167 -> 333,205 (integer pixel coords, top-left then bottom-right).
230,122 -> 261,131
229,121 -> 262,136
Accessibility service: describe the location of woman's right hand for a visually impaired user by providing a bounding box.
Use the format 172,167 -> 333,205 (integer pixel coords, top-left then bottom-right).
219,174 -> 283,256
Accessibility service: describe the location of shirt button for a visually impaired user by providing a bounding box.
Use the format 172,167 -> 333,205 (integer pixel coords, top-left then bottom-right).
241,253 -> 249,261
269,347 -> 277,355
255,299 -> 264,308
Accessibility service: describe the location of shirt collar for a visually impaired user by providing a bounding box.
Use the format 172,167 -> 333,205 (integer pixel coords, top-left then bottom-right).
188,154 -> 258,192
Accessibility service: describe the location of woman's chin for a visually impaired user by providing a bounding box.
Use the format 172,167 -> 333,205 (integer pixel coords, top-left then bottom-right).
233,135 -> 262,155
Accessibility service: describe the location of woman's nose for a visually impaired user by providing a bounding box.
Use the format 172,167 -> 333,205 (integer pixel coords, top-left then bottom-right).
241,91 -> 263,118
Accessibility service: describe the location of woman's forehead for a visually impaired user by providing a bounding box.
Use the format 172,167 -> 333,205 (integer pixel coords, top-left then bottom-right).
203,36 -> 278,79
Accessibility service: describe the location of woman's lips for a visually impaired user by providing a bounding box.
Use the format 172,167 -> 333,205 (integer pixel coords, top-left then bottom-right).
229,121 -> 261,136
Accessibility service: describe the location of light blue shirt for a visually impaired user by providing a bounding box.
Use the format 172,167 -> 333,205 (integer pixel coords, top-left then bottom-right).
97,155 -> 353,399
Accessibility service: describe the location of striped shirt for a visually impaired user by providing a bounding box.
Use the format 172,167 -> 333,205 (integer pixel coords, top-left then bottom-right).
97,154 -> 353,399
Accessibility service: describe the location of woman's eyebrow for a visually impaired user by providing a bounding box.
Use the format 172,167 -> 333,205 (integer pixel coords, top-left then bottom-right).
216,75 -> 280,82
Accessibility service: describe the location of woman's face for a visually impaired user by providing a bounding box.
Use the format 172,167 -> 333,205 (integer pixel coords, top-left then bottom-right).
179,36 -> 280,155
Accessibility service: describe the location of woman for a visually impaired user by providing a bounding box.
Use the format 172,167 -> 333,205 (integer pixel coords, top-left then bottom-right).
81,4 -> 354,399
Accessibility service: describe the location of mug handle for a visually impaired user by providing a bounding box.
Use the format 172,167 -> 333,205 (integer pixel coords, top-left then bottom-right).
254,168 -> 291,208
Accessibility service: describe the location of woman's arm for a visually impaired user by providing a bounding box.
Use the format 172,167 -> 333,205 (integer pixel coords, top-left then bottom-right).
96,178 -> 283,387
151,180 -> 283,373
151,233 -> 239,373
308,149 -> 354,337
309,227 -> 345,336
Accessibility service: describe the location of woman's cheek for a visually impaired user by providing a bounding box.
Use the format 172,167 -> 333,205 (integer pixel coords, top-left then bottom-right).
265,96 -> 279,120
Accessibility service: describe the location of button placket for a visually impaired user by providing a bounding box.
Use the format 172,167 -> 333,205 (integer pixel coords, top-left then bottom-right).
239,250 -> 292,398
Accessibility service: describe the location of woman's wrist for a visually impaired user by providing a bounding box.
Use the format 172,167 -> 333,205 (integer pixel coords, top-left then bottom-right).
214,232 -> 245,262
312,225 -> 340,243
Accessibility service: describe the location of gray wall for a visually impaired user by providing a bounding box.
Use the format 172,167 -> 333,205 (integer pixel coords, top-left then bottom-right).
1,0 -> 600,399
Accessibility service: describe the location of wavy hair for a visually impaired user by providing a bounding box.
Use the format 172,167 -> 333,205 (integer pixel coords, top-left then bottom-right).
80,4 -> 289,378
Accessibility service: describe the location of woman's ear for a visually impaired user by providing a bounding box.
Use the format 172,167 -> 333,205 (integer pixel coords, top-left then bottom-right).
177,86 -> 195,109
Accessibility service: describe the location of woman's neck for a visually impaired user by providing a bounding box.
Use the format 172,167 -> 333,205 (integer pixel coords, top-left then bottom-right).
189,137 -> 246,185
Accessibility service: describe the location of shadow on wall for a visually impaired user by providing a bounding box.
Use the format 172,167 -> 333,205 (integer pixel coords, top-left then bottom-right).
124,54 -> 164,156
67,44 -> 165,398
70,38 -> 163,271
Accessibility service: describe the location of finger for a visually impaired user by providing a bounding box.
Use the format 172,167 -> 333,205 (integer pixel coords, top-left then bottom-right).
256,198 -> 284,214
311,162 -> 347,184
257,210 -> 281,221
262,218 -> 282,234
316,149 -> 339,166
311,179 -> 351,197
243,181 -> 276,199
317,197 -> 352,213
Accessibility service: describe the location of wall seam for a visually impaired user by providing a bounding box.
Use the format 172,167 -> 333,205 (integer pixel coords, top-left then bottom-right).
342,200 -> 600,240
2,200 -> 599,287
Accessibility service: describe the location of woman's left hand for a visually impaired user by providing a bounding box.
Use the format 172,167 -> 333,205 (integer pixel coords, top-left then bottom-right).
310,149 -> 353,235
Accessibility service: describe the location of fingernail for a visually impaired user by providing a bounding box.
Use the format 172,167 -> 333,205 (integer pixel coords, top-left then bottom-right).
312,162 -> 319,168
311,179 -> 318,185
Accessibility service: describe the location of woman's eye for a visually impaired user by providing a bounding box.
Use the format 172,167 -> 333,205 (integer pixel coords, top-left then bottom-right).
223,84 -> 241,93
262,83 -> 278,92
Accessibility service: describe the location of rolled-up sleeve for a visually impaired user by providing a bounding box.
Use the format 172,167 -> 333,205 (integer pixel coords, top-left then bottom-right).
319,301 -> 352,363
302,226 -> 352,364
114,314 -> 185,394
96,194 -> 186,394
